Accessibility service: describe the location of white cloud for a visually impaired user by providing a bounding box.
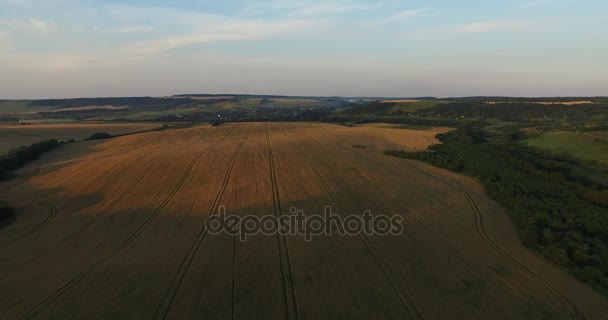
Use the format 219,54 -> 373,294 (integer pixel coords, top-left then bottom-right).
401,20 -> 541,39
124,17 -> 327,55
394,8 -> 431,19
0,18 -> 56,34
28,18 -> 52,32
456,21 -> 530,33
1,0 -> 69,8
103,25 -> 154,35
241,0 -> 376,17
519,0 -> 553,9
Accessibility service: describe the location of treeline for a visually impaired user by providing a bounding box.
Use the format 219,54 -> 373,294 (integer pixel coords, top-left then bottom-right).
29,97 -> 197,108
323,114 -> 460,127
385,127 -> 608,293
0,117 -> 20,125
0,139 -> 60,227
0,139 -> 59,180
447,96 -> 608,103
414,102 -> 608,122
337,100 -> 608,127
151,106 -> 334,123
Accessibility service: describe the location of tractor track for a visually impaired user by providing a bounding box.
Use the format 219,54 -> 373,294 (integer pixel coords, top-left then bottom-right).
0,164 -> 116,249
0,128 -> 227,248
18,127 -> 236,320
0,152 -> 168,281
455,179 -> 585,320
285,126 -> 422,320
304,127 -> 567,320
152,127 -> 252,320
266,124 -> 299,320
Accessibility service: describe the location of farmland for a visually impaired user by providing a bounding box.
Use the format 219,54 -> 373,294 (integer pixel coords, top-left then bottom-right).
524,130 -> 608,165
0,123 -> 161,154
0,122 -> 606,319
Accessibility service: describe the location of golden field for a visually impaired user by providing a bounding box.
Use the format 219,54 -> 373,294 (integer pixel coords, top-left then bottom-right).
0,123 -> 160,154
0,122 -> 606,319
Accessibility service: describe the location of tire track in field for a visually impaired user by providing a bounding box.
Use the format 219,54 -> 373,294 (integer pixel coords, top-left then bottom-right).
0,164 -> 117,249
0,127 -> 168,199
266,124 -> 299,320
0,130 -> 213,248
2,168 -> 41,196
7,129 -> 175,199
0,154 -> 166,281
285,127 -> 422,320
455,179 -> 585,320
0,153 -> 141,247
152,127 -> 251,320
302,128 -> 567,320
18,127 -> 237,320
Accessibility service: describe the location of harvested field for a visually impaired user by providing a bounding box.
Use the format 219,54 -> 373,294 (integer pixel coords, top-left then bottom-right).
0,122 -> 606,319
0,123 -> 160,154
42,106 -> 129,113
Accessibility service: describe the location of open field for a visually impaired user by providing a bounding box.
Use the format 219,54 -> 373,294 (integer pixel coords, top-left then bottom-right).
524,130 -> 608,165
42,106 -> 129,113
0,122 -> 606,319
0,123 -> 161,154
0,101 -> 52,114
385,101 -> 450,113
487,101 -> 594,105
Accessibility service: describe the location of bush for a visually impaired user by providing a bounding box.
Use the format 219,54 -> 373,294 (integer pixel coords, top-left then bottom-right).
580,266 -> 604,283
0,139 -> 59,176
352,145 -> 365,148
544,247 -> 570,266
0,201 -> 15,225
87,132 -> 112,140
0,168 -> 12,180
210,119 -> 225,126
521,229 -> 539,247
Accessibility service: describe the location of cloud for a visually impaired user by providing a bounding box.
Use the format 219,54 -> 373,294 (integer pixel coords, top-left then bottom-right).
0,18 -> 56,34
393,8 -> 431,19
126,18 -> 327,55
456,21 -> 530,33
103,25 -> 154,35
28,18 -> 52,32
1,0 -> 69,8
241,0 -> 376,17
401,20 -> 540,39
519,0 -> 553,9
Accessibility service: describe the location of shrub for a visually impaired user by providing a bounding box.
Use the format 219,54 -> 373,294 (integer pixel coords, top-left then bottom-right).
352,145 -> 365,148
87,132 -> 112,140
0,201 -> 15,224
0,139 -> 59,175
210,119 -> 225,126
521,229 -> 539,247
544,247 -> 570,266
580,266 -> 604,283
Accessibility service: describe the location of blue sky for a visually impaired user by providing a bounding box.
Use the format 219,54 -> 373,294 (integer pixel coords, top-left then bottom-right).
0,0 -> 606,98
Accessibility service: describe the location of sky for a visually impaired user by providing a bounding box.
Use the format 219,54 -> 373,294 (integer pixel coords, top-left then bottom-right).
0,0 -> 606,98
